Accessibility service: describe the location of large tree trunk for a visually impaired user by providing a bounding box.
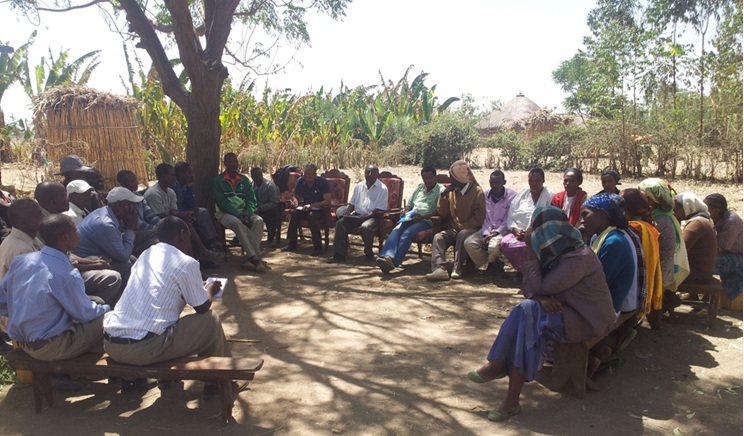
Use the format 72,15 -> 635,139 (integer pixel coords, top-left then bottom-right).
186,76 -> 225,212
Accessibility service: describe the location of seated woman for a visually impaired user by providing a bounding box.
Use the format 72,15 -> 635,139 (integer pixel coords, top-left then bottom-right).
639,179 -> 689,319
551,167 -> 587,226
595,168 -> 621,195
674,192 -> 718,288
621,188 -> 663,317
703,194 -> 743,308
499,168 -> 554,274
468,206 -> 615,422
376,166 -> 442,272
581,193 -> 641,314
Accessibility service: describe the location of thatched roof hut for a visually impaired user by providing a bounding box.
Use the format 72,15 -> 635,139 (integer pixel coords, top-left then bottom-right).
476,93 -> 583,139
34,86 -> 147,190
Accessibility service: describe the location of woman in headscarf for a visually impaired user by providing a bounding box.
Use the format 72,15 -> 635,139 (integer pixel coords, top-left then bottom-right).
638,178 -> 689,319
468,206 -> 615,422
621,188 -> 663,317
581,193 -> 642,314
703,194 -> 742,307
499,168 -> 554,276
673,192 -> 717,287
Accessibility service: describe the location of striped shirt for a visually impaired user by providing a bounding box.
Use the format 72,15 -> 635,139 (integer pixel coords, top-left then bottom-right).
0,246 -> 109,342
103,242 -> 208,339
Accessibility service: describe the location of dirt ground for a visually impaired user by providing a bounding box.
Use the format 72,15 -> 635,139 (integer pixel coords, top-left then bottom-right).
0,162 -> 742,435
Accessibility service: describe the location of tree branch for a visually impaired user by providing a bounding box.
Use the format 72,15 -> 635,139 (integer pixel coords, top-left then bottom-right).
117,0 -> 189,109
36,0 -> 104,12
163,0 -> 206,84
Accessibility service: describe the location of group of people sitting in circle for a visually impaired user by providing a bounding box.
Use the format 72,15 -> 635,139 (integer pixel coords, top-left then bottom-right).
0,152 -> 740,418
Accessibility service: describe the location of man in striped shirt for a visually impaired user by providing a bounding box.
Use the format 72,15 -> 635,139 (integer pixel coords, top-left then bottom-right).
103,216 -> 234,396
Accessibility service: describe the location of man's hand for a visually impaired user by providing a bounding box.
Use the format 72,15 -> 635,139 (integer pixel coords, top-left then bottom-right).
205,281 -> 222,297
302,204 -> 312,211
441,184 -> 456,198
124,203 -> 138,230
241,215 -> 253,228
177,211 -> 196,223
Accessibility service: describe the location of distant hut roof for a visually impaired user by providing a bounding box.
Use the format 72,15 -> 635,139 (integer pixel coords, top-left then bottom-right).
476,92 -> 541,133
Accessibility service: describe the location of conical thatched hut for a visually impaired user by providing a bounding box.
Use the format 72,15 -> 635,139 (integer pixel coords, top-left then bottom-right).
34,86 -> 147,190
476,93 -> 581,139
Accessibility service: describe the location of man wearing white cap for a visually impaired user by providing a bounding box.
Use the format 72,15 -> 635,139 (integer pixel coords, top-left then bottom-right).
64,180 -> 94,225
73,187 -> 142,286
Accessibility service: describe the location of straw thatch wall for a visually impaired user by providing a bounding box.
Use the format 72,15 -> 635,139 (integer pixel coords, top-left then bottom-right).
33,86 -> 147,190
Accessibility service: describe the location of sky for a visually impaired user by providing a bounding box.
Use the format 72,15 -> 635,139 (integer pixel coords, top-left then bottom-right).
0,0 -> 598,123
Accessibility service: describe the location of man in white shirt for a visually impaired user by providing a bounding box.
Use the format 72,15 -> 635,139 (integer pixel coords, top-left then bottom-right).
329,165 -> 388,262
103,216 -> 233,396
64,180 -> 94,226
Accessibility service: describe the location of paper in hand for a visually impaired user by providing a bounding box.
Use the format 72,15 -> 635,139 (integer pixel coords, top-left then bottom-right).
206,277 -> 228,298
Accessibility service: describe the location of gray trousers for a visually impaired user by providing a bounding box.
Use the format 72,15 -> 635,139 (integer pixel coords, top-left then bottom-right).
217,212 -> 264,258
21,315 -> 105,361
431,228 -> 480,271
104,310 -> 230,366
82,269 -> 123,307
194,208 -> 218,246
333,216 -> 377,256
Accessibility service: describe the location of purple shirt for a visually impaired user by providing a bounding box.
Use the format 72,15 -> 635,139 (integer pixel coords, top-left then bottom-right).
482,187 -> 517,237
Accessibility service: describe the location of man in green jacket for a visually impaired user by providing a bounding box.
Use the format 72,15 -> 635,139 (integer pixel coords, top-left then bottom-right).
213,153 -> 266,272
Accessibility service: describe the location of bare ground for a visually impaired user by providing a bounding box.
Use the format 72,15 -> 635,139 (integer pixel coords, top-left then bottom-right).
0,163 -> 742,435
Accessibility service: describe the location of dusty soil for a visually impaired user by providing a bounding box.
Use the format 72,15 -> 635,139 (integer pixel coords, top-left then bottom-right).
0,162 -> 742,435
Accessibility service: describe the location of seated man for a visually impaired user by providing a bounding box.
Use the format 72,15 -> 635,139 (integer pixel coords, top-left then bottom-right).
214,153 -> 266,271
329,165 -> 388,262
147,164 -> 221,267
426,161 -> 485,281
377,165 -> 442,273
117,170 -> 159,256
104,217 -> 236,396
63,180 -> 94,225
35,182 -> 123,306
282,164 -> 331,255
173,162 -> 219,250
74,187 -> 141,286
463,170 -> 517,275
250,167 -> 280,247
0,214 -> 110,361
551,167 -> 587,226
56,155 -> 103,211
704,194 -> 743,307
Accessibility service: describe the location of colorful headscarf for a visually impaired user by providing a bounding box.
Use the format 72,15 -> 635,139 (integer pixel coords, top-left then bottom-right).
583,193 -> 628,229
638,178 -> 676,213
676,191 -> 711,221
530,206 -> 584,274
449,160 -> 478,185
620,188 -> 653,224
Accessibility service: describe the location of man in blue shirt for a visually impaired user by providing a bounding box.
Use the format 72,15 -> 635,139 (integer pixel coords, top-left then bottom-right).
0,214 -> 110,361
282,164 -> 331,255
74,187 -> 142,285
173,162 -> 218,250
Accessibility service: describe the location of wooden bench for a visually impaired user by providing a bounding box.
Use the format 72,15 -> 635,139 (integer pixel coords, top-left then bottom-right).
550,311 -> 637,399
4,349 -> 264,425
674,281 -> 722,325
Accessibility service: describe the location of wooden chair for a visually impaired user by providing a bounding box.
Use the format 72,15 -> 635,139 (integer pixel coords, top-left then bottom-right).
277,170 -> 303,244
345,172 -> 404,253
674,278 -> 723,326
412,174 -> 451,256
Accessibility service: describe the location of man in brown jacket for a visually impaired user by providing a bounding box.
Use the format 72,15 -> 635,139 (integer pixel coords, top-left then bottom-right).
427,161 -> 486,281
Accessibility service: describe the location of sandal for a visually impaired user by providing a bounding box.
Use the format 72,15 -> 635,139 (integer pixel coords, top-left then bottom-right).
487,406 -> 521,422
467,369 -> 507,384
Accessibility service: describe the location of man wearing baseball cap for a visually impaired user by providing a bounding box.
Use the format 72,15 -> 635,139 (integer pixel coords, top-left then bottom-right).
56,155 -> 104,211
73,187 -> 143,286
64,180 -> 94,225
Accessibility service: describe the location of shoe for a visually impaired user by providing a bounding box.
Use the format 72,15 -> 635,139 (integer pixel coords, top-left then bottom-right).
240,261 -> 257,271
376,256 -> 395,274
451,269 -> 463,280
467,369 -> 507,384
327,254 -> 346,263
488,406 -> 521,422
281,244 -> 297,252
203,381 -> 250,399
204,250 -> 223,263
52,374 -> 89,392
121,378 -> 156,395
268,241 -> 277,248
426,268 -> 450,281
364,252 -> 375,261
254,261 -> 267,273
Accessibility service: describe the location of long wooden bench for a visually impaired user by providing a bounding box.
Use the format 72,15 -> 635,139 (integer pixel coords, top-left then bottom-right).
4,349 -> 264,425
549,311 -> 637,399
